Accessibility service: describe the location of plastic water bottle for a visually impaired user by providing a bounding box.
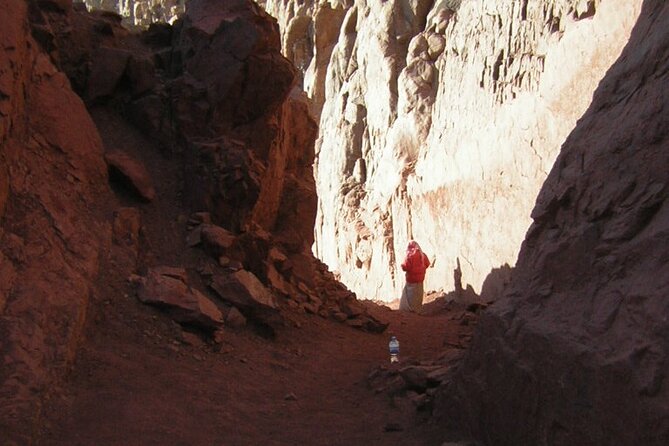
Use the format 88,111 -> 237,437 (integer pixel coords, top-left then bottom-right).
389,336 -> 399,363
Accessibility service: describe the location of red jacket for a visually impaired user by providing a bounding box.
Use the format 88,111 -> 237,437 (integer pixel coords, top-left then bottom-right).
401,249 -> 430,283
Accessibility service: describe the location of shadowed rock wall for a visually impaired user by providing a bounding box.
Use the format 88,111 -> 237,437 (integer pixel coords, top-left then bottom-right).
0,2 -> 111,443
261,0 -> 643,302
1,1 -> 389,442
434,1 -> 669,444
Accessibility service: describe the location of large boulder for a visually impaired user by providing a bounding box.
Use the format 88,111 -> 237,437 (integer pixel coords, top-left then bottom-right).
86,46 -> 131,101
435,2 -> 669,445
137,267 -> 224,330
210,269 -> 278,311
104,149 -> 156,201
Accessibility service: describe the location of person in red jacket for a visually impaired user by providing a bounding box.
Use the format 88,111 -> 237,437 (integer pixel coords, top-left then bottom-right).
399,240 -> 431,313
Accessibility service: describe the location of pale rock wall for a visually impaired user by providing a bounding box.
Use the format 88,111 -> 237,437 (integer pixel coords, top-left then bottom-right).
262,0 -> 643,302
83,0 -> 185,26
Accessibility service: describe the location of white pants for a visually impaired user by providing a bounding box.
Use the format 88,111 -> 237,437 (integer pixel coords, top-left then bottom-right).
399,281 -> 424,313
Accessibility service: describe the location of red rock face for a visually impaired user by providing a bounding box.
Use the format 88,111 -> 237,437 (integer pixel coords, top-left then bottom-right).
0,2 -> 111,444
1,3 -> 384,441
435,2 -> 669,444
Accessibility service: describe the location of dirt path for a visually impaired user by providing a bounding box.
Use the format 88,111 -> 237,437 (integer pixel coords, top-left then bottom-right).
37,109 -> 473,445
40,304 -> 465,445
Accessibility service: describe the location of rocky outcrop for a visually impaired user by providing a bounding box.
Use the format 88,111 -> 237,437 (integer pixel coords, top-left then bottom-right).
73,0 -> 385,333
1,0 -> 387,442
434,2 -> 669,444
261,0 -> 644,303
0,2 -> 111,443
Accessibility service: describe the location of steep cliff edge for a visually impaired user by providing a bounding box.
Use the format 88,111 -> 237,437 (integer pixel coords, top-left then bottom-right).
262,0 -> 643,303
436,1 -> 669,444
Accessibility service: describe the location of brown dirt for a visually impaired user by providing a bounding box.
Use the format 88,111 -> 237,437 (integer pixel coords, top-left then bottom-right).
36,107 -> 474,446
39,298 -> 470,445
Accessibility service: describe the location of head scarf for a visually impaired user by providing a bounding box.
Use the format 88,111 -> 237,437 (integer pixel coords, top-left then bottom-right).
407,240 -> 422,254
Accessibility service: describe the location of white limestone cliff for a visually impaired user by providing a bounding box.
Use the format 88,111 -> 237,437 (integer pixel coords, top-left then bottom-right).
261,0 -> 643,302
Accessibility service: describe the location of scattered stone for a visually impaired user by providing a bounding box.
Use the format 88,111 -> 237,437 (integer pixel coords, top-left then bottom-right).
331,311 -> 348,322
105,150 -> 156,202
127,274 -> 142,284
200,224 -> 237,256
383,422 -> 403,432
339,300 -> 364,317
213,330 -> 225,344
302,302 -> 319,314
284,392 -> 298,401
426,366 -> 450,385
268,246 -> 288,265
226,260 -> 244,272
210,270 -> 277,310
406,390 -> 430,409
112,207 -> 141,248
399,366 -> 429,391
126,55 -> 156,97
225,306 -> 247,329
308,294 -> 323,306
266,263 -> 292,296
189,212 -> 212,226
181,331 -> 204,347
151,266 -> 188,282
87,46 -> 131,101
362,315 -> 389,334
344,318 -> 364,328
186,226 -> 203,247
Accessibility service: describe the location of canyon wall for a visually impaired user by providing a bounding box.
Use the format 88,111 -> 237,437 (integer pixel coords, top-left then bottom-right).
0,1 -> 111,443
262,0 -> 643,302
436,1 -> 669,443
1,2 -> 387,440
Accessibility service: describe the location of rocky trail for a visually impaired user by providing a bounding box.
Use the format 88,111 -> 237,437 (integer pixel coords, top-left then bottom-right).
38,294 -> 474,446
36,107 -> 477,446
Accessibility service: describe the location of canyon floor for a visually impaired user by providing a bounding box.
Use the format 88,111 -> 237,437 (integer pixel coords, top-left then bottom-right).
38,291 -> 472,445
35,108 -> 475,446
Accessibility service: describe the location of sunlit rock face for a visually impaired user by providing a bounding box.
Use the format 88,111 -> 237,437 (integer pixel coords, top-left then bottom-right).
436,2 -> 669,443
83,0 -> 185,26
261,0 -> 643,302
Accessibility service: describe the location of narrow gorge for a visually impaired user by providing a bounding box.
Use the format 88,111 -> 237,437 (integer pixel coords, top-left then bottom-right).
262,0 -> 645,304
1,0 -> 667,445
